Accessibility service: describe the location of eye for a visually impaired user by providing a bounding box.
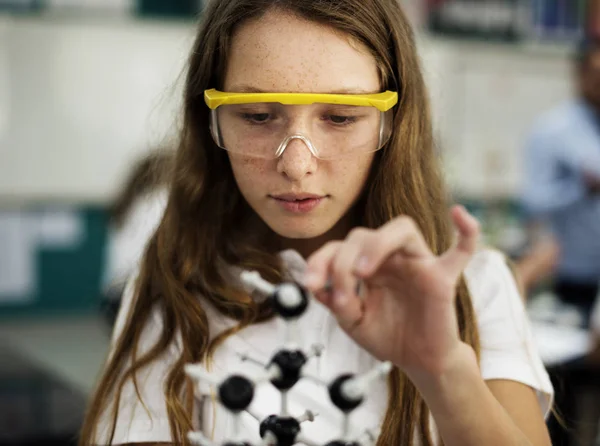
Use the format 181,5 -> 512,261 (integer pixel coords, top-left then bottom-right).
242,112 -> 271,123
326,115 -> 357,125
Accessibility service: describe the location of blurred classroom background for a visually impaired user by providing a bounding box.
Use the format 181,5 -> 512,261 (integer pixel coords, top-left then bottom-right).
0,0 -> 599,445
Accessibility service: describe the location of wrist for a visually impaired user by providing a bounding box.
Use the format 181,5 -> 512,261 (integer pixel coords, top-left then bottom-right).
405,342 -> 479,403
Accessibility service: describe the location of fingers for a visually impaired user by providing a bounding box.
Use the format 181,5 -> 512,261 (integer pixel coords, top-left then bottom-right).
304,239 -> 364,332
329,228 -> 369,301
439,205 -> 480,277
306,217 -> 432,291
350,216 -> 432,279
304,217 -> 432,330
303,241 -> 340,291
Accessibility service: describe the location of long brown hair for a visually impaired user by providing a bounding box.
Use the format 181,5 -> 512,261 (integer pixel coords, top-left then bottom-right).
109,148 -> 173,228
80,1 -> 480,444
109,150 -> 173,229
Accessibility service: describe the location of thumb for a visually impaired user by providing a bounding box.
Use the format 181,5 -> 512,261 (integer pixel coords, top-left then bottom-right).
439,205 -> 480,278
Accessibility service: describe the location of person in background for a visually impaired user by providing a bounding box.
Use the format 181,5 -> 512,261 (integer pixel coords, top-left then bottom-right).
522,37 -> 600,330
522,36 -> 600,446
101,149 -> 171,327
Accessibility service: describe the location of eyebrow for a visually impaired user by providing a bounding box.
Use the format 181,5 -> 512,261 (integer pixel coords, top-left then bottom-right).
227,85 -> 379,94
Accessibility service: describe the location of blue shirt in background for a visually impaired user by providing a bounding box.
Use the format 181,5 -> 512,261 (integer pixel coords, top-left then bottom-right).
522,99 -> 600,283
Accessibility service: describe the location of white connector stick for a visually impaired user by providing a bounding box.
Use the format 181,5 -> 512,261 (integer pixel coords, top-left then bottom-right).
237,352 -> 267,368
232,413 -> 243,440
342,414 -> 351,438
240,271 -> 277,295
296,409 -> 318,423
341,361 -> 393,400
307,343 -> 324,375
281,390 -> 289,417
285,319 -> 300,348
184,364 -> 221,386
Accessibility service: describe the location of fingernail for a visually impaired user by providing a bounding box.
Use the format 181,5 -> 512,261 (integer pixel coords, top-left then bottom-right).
354,256 -> 370,274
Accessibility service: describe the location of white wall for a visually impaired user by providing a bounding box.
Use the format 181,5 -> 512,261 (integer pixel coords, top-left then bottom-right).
419,39 -> 573,199
0,14 -> 576,204
0,15 -> 195,204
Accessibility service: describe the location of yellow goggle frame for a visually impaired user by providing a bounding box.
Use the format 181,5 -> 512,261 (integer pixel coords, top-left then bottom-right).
204,89 -> 398,112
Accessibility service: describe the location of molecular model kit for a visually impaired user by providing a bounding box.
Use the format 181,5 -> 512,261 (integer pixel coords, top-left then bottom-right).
185,270 -> 389,446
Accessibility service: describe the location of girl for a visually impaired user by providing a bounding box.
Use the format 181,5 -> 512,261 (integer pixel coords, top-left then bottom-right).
80,0 -> 554,445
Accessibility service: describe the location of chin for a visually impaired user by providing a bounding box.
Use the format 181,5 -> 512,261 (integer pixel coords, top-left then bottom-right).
265,218 -> 333,240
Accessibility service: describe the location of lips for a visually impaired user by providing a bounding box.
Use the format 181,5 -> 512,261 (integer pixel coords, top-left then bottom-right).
271,193 -> 325,202
271,194 -> 325,213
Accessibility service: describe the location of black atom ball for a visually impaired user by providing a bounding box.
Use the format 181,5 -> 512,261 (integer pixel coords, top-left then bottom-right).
271,283 -> 309,319
328,374 -> 363,412
259,415 -> 301,446
269,349 -> 307,390
218,375 -> 254,412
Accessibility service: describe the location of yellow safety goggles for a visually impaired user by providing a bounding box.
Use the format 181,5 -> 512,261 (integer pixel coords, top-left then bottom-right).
204,89 -> 399,160
204,89 -> 398,112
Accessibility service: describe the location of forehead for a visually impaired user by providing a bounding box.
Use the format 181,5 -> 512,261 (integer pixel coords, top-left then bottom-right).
223,9 -> 380,94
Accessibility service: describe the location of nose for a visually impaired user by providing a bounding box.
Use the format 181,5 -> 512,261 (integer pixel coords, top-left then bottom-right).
276,135 -> 318,181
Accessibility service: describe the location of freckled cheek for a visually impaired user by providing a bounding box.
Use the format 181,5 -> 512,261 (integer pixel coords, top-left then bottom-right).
327,157 -> 373,192
229,157 -> 273,193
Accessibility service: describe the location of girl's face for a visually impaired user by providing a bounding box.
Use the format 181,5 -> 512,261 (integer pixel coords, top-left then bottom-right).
224,9 -> 381,251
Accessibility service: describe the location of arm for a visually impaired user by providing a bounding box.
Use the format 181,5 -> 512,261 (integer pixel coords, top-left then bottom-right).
304,212 -> 552,446
513,234 -> 560,297
409,345 -> 551,446
407,251 -> 553,446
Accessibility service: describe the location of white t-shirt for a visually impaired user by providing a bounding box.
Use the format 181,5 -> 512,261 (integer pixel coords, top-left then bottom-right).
95,249 -> 554,445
